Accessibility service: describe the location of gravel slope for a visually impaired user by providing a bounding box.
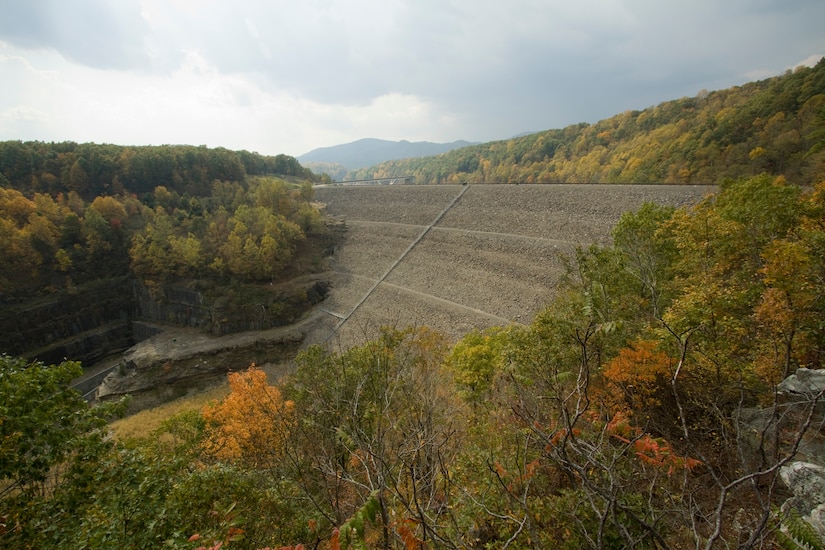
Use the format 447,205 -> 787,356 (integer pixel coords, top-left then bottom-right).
313,184 -> 713,346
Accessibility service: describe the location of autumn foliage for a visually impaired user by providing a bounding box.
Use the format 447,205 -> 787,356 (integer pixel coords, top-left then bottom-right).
347,58 -> 825,185
603,339 -> 672,413
606,411 -> 702,473
202,365 -> 294,469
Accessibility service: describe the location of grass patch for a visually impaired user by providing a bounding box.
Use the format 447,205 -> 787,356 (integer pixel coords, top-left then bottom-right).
109,384 -> 229,441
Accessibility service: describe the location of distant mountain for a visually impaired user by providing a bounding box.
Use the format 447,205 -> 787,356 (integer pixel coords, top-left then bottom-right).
298,138 -> 477,174
299,161 -> 350,182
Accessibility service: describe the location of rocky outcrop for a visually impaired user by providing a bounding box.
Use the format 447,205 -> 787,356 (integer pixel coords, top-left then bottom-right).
776,368 -> 825,465
782,462 -> 825,517
0,273 -> 330,373
96,314 -> 324,413
776,369 -> 825,540
134,274 -> 332,335
737,368 -> 825,540
2,219 -> 343,370
781,462 -> 825,540
779,368 -> 825,401
0,277 -> 137,365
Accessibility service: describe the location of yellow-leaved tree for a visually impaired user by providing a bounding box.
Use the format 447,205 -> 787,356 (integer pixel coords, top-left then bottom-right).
202,365 -> 294,469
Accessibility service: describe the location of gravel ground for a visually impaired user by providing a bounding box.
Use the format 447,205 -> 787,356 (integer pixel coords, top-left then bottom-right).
328,221 -> 424,279
441,184 -> 714,243
329,284 -> 507,349
385,228 -> 569,321
313,184 -> 713,346
318,184 -> 464,225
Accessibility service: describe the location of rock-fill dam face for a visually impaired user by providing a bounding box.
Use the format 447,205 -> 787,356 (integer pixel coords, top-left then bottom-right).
310,183 -> 714,347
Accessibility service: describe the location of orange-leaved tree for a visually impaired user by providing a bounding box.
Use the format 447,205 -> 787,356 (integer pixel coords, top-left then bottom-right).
202,365 -> 294,469
603,338 -> 674,425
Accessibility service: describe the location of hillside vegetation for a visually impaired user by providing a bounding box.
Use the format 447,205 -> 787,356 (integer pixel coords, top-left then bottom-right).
0,142 -> 336,364
3,174 -> 824,548
349,57 -> 825,184
0,142 -> 315,200
0,143 -> 325,300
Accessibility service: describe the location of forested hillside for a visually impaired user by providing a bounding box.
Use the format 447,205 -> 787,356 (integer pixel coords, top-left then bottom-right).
0,143 -> 324,300
349,57 -> 825,184
0,142 -> 314,199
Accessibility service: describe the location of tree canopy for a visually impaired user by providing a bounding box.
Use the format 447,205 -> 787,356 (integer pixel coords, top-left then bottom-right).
0,175 -> 323,298
0,142 -> 315,200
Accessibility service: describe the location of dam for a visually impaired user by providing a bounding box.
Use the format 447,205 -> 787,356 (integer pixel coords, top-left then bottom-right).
308,183 -> 713,347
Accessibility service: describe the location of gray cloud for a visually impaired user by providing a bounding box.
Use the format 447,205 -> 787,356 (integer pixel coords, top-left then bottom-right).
0,0 -> 151,69
0,0 -> 823,154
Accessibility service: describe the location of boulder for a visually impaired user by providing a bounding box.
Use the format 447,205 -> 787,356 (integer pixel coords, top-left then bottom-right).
778,368 -> 825,399
781,461 -> 825,542
811,504 -> 825,539
775,368 -> 825,465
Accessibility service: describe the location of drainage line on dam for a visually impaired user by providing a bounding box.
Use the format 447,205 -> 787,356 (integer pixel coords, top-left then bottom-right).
324,184 -> 470,341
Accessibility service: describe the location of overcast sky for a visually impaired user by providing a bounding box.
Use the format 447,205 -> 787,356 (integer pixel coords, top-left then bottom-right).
0,0 -> 823,158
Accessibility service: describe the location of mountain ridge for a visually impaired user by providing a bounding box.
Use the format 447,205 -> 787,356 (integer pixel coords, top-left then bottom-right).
298,137 -> 477,178
345,57 -> 825,185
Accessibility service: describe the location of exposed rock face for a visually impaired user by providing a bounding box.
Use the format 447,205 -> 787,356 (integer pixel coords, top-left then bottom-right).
91,268 -> 338,413
0,277 -> 137,366
736,368 -> 825,539
781,462 -> 825,539
2,220 -> 343,369
779,368 -> 825,400
774,369 -> 825,539
782,462 -> 825,515
134,275 -> 332,335
0,274 -> 332,369
96,316 -> 321,413
741,369 -> 825,461
776,367 -> 825,465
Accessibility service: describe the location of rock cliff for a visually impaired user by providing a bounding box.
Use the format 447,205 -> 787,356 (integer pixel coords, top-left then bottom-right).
96,316 -> 321,413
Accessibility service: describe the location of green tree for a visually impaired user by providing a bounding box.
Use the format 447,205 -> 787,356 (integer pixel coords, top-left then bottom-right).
0,354 -> 126,545
611,202 -> 679,319
299,180 -> 315,202
285,327 -> 465,547
68,158 -> 90,195
445,327 -> 507,407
